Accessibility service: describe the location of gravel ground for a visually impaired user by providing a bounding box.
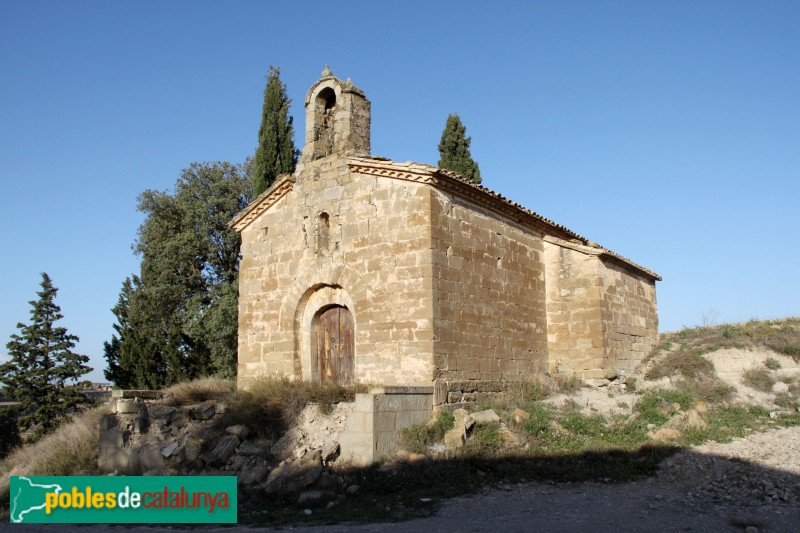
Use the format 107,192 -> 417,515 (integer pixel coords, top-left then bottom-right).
303,428 -> 800,533
6,426 -> 800,533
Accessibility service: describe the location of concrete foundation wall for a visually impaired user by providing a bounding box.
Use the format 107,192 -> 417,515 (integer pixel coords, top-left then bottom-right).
338,386 -> 433,465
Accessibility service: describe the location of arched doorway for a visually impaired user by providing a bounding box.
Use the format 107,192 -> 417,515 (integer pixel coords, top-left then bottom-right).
316,305 -> 354,385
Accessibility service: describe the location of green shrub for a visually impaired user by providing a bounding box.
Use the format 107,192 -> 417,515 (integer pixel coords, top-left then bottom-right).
774,393 -> 797,410
400,411 -> 454,454
523,404 -> 553,435
764,357 -> 782,371
635,389 -> 695,425
430,411 -> 455,438
722,325 -> 736,339
560,412 -> 606,438
705,405 -> 771,441
682,377 -> 737,403
465,422 -> 502,454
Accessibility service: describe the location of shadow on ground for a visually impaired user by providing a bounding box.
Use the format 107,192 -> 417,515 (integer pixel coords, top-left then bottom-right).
237,445 -> 800,532
240,445 -> 681,525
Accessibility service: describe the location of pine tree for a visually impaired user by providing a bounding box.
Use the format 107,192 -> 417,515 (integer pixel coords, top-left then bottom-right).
0,273 -> 92,438
252,66 -> 298,197
103,276 -> 166,389
103,277 -> 144,387
437,113 -> 482,184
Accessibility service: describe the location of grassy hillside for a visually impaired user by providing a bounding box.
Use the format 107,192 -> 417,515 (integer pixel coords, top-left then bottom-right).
1,317 -> 798,524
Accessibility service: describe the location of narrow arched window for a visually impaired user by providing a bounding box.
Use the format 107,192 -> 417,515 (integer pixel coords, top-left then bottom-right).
318,212 -> 330,253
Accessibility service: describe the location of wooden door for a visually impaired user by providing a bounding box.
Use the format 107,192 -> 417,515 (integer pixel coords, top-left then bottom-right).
316,306 -> 354,385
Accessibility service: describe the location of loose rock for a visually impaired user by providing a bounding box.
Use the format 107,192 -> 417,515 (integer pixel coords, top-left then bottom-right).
512,408 -> 531,425
190,401 -> 216,420
297,489 -> 329,507
238,457 -> 269,486
772,382 -> 789,394
207,435 -> 240,465
320,442 -> 339,463
470,409 -> 501,423
148,405 -> 177,422
226,424 -> 250,439
264,458 -> 323,493
161,442 -> 180,458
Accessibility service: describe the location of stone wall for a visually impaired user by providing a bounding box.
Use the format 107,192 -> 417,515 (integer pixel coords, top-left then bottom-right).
300,72 -> 370,163
236,158 -> 659,400
430,189 -> 549,405
98,390 -> 167,475
237,158 -> 436,386
543,239 -> 606,378
599,259 -> 659,372
542,239 -> 658,378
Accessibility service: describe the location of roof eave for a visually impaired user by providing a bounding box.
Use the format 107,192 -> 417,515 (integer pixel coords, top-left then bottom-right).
228,174 -> 295,232
348,156 -> 661,282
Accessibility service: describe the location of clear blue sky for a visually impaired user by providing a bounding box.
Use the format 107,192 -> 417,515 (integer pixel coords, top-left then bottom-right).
2,1 -> 798,382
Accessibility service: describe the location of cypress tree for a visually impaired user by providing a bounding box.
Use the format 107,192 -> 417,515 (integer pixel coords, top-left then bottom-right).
252,66 -> 298,197
0,273 -> 92,438
437,113 -> 482,184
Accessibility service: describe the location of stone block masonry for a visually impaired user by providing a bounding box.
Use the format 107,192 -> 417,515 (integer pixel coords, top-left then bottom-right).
231,67 -> 660,414
99,392 -> 166,475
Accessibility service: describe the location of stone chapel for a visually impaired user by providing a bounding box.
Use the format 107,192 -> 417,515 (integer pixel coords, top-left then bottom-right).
231,68 -> 661,407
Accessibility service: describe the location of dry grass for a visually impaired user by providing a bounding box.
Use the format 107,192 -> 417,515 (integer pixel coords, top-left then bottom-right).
554,373 -> 583,394
645,350 -> 715,381
504,378 -> 555,405
677,376 -> 737,403
503,374 -> 583,405
742,367 -> 776,393
163,376 -> 236,405
0,406 -> 107,514
652,317 -> 800,362
223,377 -> 366,440
642,318 -> 800,405
643,341 -> 737,404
